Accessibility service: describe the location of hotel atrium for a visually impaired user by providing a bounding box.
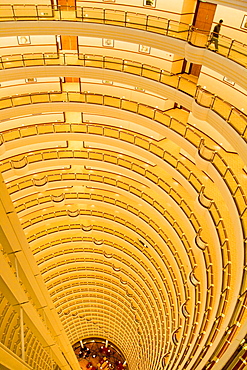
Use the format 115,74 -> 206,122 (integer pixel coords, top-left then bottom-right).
0,0 -> 247,369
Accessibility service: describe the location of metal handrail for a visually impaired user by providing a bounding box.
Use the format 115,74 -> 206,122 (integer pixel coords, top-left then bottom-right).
0,4 -> 246,68
0,55 -> 246,141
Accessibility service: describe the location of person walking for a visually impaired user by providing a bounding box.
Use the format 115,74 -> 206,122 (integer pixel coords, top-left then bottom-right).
207,19 -> 223,52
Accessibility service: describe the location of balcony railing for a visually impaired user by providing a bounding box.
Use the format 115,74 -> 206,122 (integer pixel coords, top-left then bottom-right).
0,5 -> 246,68
1,121 -> 244,368
0,78 -> 246,143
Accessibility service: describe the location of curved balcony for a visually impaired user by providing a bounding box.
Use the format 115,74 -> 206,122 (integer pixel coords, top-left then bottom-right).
0,86 -> 246,161
0,140 -> 241,310
0,51 -> 246,106
1,96 -> 245,366
0,5 -> 246,70
0,4 -> 247,368
0,89 -> 245,258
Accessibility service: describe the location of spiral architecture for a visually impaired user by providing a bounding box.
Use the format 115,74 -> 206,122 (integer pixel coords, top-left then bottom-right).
0,0 -> 246,369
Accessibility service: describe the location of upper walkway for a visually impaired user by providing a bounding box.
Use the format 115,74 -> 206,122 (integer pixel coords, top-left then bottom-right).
0,4 -> 246,70
0,53 -> 246,150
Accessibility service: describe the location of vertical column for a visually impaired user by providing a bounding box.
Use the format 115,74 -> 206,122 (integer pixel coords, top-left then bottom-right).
14,254 -> 26,362
20,306 -> 25,362
57,0 -> 75,10
57,0 -> 79,82
61,35 -> 79,82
